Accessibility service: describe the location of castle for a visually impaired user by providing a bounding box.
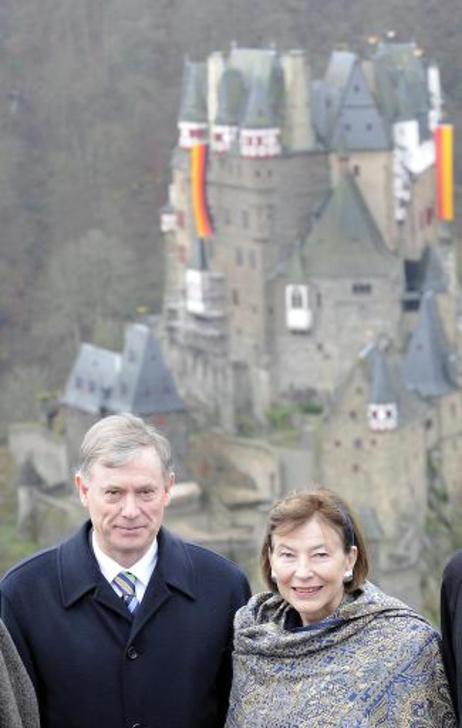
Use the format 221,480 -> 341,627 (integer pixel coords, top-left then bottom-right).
159,37 -> 459,606
9,36 -> 458,609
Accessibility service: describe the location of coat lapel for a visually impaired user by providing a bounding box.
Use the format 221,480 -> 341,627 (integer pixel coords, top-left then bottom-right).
129,527 -> 197,639
58,521 -> 131,622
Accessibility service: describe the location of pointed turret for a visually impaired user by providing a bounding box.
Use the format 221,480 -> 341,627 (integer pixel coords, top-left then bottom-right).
240,77 -> 282,157
364,345 -> 398,430
403,292 -> 458,397
178,61 -> 208,149
211,68 -> 245,153
108,324 -> 185,415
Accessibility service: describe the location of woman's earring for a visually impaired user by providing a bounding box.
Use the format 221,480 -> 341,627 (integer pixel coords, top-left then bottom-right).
271,571 -> 277,582
343,569 -> 353,584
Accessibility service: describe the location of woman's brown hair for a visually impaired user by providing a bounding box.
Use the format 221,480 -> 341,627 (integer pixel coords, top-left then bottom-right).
260,488 -> 369,593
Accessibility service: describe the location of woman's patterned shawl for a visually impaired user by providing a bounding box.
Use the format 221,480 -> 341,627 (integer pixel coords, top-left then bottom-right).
225,582 -> 456,727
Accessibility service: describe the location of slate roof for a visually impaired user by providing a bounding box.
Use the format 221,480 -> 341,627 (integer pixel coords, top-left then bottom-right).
403,292 -> 458,397
241,78 -> 279,129
61,343 -> 120,415
312,42 -> 431,150
371,42 -> 430,135
108,324 -> 185,415
312,51 -> 390,151
62,326 -> 185,416
365,344 -> 397,404
213,48 -> 285,130
420,246 -> 448,294
300,174 -> 398,278
215,68 -> 247,126
178,61 -> 208,124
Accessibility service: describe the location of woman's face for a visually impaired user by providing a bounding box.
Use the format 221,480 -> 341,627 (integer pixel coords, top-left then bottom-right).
269,515 -> 357,625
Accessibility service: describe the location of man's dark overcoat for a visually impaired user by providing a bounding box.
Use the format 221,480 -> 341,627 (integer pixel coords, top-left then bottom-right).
0,522 -> 251,728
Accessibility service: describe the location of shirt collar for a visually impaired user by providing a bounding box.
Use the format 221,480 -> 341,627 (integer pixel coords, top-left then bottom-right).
91,530 -> 158,587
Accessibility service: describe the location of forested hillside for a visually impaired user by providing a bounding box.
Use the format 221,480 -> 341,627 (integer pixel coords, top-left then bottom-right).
1,0 -> 461,434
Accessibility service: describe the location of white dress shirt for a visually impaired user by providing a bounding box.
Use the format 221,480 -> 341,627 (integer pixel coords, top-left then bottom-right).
91,530 -> 158,603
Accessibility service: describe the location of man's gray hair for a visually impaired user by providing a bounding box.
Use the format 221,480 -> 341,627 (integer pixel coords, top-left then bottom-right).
77,413 -> 173,480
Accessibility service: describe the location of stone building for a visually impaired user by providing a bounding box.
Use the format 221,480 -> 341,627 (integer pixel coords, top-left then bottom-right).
61,322 -> 189,477
159,37 -> 460,606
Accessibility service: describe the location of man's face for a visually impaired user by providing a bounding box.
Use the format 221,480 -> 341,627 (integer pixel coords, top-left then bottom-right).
75,447 -> 173,567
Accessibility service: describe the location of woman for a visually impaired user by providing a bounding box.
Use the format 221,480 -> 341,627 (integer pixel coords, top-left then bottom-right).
226,489 -> 455,727
0,619 -> 39,727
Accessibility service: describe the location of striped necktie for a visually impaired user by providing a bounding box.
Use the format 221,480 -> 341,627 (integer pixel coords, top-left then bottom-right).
113,571 -> 139,614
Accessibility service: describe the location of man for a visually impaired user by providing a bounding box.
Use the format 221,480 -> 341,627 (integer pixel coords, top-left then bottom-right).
441,551 -> 462,722
1,413 -> 251,728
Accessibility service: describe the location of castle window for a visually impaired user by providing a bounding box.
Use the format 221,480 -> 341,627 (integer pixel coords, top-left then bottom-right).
128,348 -> 136,362
425,418 -> 433,430
88,381 -> 95,393
344,123 -> 351,131
242,210 -> 249,229
224,209 -> 231,225
352,463 -> 360,472
316,292 -> 322,307
354,438 -> 362,448
75,376 -> 82,389
249,250 -> 257,269
352,283 -> 372,295
291,288 -> 304,309
235,248 -> 243,266
334,440 -> 341,447
232,289 -> 239,305
366,122 -> 373,131
353,84 -> 360,93
349,410 -> 357,420
353,164 -> 360,177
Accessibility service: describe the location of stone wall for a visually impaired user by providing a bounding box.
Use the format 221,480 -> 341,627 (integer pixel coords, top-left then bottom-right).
8,423 -> 69,487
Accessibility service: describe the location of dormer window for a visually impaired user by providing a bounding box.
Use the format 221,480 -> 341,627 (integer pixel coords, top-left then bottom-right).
285,284 -> 312,332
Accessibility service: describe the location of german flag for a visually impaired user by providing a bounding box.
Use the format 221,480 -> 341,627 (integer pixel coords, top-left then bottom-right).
191,144 -> 213,238
434,124 -> 454,221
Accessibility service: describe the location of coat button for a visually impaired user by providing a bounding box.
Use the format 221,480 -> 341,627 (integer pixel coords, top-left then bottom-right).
127,645 -> 138,660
